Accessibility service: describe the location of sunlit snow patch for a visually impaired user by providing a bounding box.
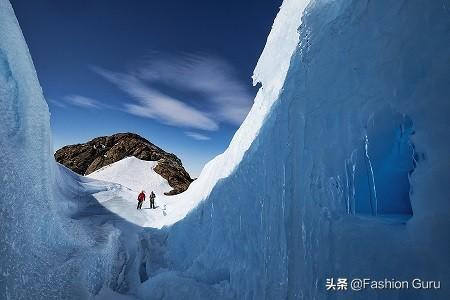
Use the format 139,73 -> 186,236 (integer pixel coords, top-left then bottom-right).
87,156 -> 171,195
85,157 -> 174,227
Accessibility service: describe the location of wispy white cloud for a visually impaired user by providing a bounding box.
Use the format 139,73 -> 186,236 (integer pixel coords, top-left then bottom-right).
64,95 -> 102,109
138,54 -> 253,125
185,131 -> 211,141
47,98 -> 67,108
91,53 -> 253,131
92,66 -> 218,131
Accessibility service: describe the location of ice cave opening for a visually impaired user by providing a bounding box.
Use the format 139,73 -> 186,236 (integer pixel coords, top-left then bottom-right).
352,106 -> 415,218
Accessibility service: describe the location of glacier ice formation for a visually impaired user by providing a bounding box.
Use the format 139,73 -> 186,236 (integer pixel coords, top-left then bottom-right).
1,0 -> 450,299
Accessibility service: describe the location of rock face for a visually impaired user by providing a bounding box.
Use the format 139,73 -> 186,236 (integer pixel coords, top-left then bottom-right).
54,133 -> 193,195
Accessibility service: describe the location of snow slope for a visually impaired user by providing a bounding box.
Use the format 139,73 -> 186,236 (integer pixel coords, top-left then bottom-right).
85,157 -> 174,227
1,0 -> 450,299
87,157 -> 171,196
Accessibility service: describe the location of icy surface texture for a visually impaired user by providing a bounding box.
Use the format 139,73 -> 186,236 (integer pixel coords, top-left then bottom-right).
0,0 -> 62,297
157,0 -> 450,298
0,1 -> 123,298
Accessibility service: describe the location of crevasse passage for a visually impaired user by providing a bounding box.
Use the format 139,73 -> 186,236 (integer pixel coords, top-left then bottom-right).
1,0 -> 449,299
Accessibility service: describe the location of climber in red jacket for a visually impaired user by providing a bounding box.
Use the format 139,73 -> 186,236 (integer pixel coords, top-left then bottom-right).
137,191 -> 145,209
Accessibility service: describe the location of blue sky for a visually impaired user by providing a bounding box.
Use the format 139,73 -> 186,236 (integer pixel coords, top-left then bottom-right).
11,0 -> 282,176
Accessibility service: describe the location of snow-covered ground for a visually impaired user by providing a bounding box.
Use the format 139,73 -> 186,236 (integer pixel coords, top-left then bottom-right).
84,157 -> 185,228
87,157 -> 172,196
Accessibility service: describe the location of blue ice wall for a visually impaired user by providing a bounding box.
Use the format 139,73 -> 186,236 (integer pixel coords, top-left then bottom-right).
0,1 -> 121,298
161,0 -> 450,299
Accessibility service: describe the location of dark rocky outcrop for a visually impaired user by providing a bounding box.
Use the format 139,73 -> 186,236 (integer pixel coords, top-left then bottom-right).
54,133 -> 193,195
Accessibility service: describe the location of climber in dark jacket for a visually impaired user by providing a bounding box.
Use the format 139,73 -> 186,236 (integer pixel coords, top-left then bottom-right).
150,191 -> 156,209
